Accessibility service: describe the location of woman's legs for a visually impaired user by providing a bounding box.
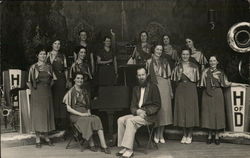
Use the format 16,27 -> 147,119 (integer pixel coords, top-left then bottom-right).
88,136 -> 95,147
44,132 -> 50,142
35,131 -> 41,143
208,130 -> 212,139
97,130 -> 107,148
187,127 -> 193,138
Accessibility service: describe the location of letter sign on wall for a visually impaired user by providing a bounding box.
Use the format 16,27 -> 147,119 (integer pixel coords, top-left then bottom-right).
231,87 -> 246,132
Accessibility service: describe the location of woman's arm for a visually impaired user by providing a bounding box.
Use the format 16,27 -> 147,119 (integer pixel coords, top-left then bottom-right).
66,104 -> 90,117
90,53 -> 95,74
97,56 -> 113,64
114,56 -> 118,74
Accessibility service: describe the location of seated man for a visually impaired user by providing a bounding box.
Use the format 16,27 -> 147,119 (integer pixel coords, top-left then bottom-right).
117,67 -> 161,158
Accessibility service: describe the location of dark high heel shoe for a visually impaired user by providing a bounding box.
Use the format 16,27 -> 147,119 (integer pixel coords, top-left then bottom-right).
45,139 -> 54,146
101,147 -> 111,154
36,142 -> 41,148
215,138 -> 220,145
89,146 -> 98,152
206,138 -> 212,144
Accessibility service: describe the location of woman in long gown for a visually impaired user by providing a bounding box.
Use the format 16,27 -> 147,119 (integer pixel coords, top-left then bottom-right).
47,39 -> 70,130
63,72 -> 111,154
200,55 -> 247,145
96,30 -> 117,87
131,31 -> 152,65
146,44 -> 173,144
27,45 -> 56,148
171,49 -> 200,144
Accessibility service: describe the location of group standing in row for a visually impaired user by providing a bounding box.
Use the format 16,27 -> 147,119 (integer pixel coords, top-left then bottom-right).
27,29 -> 247,156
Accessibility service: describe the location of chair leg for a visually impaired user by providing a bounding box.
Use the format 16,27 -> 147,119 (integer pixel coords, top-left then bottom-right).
145,125 -> 158,154
66,136 -> 74,149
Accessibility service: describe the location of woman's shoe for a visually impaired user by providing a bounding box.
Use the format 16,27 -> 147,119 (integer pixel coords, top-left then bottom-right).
215,138 -> 220,145
154,135 -> 159,144
101,147 -> 111,154
181,136 -> 187,144
89,146 -> 98,152
45,140 -> 54,146
206,138 -> 212,144
35,142 -> 41,148
159,138 -> 165,144
186,137 -> 192,144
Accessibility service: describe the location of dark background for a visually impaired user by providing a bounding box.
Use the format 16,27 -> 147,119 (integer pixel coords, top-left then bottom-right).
1,0 -> 250,82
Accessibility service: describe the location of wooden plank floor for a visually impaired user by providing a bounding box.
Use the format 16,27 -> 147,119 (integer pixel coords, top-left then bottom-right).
2,139 -> 250,158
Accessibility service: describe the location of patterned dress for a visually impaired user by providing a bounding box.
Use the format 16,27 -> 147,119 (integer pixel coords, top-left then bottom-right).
132,43 -> 152,65
162,44 -> 179,69
63,87 -> 103,140
200,68 -> 230,130
146,57 -> 173,126
47,52 -> 68,129
28,63 -> 56,132
171,62 -> 200,127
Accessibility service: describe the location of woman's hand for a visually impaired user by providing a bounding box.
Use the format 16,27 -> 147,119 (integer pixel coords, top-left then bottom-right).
80,113 -> 91,117
66,80 -> 72,89
110,29 -> 115,36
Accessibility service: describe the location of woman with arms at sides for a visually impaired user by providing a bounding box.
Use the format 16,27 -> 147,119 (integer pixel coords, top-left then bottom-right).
162,34 -> 179,69
63,72 -> 111,154
73,30 -> 95,75
171,48 -> 200,144
96,29 -> 118,87
146,44 -> 173,144
47,39 -> 70,130
27,45 -> 56,148
69,46 -> 92,94
185,38 -> 208,71
130,31 -> 152,65
200,55 -> 247,145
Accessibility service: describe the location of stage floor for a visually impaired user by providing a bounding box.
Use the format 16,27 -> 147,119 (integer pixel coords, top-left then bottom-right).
2,138 -> 250,158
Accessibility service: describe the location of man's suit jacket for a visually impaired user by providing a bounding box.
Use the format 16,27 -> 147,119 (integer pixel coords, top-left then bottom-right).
130,82 -> 161,122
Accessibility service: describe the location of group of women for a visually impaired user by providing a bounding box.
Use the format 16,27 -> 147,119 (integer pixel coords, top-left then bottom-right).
27,29 -> 117,153
133,31 -> 247,146
27,29 -> 247,154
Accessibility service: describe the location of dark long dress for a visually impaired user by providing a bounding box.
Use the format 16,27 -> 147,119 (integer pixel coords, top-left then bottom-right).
171,62 -> 200,128
47,52 -> 67,130
96,48 -> 116,86
201,68 -> 229,130
29,64 -> 55,132
63,87 -> 103,140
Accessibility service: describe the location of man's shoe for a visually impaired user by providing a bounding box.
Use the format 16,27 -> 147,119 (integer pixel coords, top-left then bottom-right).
120,153 -> 134,158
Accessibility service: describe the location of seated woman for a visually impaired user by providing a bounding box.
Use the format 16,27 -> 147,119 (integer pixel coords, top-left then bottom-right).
63,72 -> 111,154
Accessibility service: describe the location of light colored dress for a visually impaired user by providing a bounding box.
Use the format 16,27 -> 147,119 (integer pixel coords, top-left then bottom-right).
146,57 -> 173,126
